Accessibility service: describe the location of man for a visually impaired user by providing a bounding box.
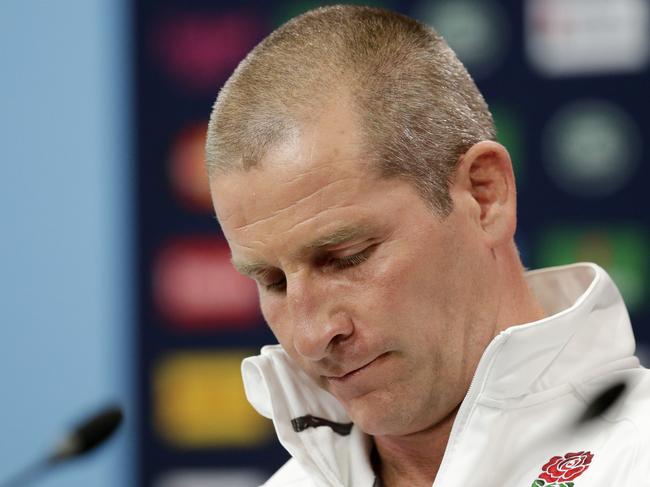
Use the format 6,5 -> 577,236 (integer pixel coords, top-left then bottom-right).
205,6 -> 650,486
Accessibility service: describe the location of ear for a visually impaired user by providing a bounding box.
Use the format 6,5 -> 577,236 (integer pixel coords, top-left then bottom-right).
453,141 -> 517,248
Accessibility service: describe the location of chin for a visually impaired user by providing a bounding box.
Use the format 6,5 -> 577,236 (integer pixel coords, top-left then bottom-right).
344,392 -> 419,437
352,412 -> 418,437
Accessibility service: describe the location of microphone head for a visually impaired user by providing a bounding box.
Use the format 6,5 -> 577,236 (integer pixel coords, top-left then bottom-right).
50,405 -> 123,463
577,381 -> 626,426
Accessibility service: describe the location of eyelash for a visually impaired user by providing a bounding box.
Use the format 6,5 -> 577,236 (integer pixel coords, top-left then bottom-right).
263,247 -> 374,292
330,250 -> 371,270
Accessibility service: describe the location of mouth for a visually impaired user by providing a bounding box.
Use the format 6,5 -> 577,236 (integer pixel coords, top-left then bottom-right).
325,352 -> 390,382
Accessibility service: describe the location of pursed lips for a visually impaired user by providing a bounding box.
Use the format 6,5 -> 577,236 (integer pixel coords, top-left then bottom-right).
324,352 -> 389,381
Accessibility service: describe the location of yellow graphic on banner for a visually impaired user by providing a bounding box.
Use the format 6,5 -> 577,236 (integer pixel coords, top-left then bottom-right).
154,351 -> 273,447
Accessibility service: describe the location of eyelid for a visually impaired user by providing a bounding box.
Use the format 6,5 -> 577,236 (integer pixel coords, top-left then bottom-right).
259,241 -> 379,292
257,268 -> 286,291
264,279 -> 286,292
328,239 -> 376,257
327,243 -> 377,270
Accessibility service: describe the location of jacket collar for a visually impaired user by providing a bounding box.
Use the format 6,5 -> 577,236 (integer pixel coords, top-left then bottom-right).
484,262 -> 637,399
242,345 -> 371,487
241,262 -> 637,485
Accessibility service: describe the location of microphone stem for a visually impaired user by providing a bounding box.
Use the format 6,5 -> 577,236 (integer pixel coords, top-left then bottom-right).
0,458 -> 50,487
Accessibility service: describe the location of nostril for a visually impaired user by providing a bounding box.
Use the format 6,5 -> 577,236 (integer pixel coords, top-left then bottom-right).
327,330 -> 353,352
294,313 -> 354,361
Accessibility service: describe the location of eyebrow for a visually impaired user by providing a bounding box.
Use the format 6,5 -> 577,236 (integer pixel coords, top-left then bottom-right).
231,223 -> 374,278
304,224 -> 371,250
231,260 -> 269,279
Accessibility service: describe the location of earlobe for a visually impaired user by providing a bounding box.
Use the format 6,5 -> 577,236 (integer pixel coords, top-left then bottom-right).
462,141 -> 517,247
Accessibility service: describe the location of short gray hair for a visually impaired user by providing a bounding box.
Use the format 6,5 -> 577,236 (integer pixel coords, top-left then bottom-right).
206,5 -> 496,215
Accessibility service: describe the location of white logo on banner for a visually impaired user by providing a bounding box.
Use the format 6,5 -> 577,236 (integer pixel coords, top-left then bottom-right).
526,0 -> 650,76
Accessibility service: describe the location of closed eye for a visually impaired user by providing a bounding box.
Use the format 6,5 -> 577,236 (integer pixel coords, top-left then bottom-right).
261,245 -> 377,292
326,244 -> 377,271
259,269 -> 286,292
264,278 -> 287,292
328,247 -> 374,270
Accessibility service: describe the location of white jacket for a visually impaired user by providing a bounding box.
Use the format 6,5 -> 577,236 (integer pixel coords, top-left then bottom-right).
242,263 -> 650,486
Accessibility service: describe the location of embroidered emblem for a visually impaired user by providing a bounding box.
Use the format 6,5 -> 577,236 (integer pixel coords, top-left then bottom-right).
530,451 -> 594,487
290,415 -> 353,435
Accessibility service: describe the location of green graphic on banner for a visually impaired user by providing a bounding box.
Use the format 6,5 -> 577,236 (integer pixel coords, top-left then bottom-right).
491,103 -> 524,183
536,226 -> 648,312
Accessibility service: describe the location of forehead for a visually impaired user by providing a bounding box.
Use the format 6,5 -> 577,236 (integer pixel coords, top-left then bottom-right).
210,101 -> 380,236
213,157 -> 372,230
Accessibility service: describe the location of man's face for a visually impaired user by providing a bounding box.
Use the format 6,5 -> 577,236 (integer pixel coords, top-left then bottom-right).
210,105 -> 500,437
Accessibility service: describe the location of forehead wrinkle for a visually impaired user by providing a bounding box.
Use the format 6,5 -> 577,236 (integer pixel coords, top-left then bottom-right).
274,203 -> 364,244
231,174 -> 366,232
278,154 -> 368,184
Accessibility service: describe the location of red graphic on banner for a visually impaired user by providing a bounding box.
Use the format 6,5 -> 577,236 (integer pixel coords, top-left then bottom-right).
154,237 -> 261,328
169,122 -> 213,212
151,11 -> 266,92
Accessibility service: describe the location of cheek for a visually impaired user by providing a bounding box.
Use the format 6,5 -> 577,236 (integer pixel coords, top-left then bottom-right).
363,238 -> 467,355
360,251 -> 441,337
370,245 -> 443,309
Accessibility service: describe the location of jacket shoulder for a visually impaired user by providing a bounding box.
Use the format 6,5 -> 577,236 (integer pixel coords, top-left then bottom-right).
261,458 -> 314,487
620,367 -> 650,418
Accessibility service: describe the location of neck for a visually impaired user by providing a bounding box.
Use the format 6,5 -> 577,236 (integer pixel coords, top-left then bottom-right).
374,247 -> 546,487
373,404 -> 459,487
495,246 -> 547,333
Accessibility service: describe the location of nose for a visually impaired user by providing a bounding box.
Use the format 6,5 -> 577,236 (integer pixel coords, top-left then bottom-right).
287,273 -> 353,361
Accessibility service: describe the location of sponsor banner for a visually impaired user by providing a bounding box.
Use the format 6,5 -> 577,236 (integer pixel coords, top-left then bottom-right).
526,0 -> 650,76
542,100 -> 641,197
154,351 -> 274,447
169,122 -> 213,212
157,469 -> 267,487
535,226 -> 648,312
491,103 -> 525,183
415,0 -> 509,78
150,11 -> 267,93
153,237 -> 261,329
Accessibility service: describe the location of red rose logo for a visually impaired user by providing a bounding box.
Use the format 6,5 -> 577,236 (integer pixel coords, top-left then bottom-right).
539,451 -> 594,483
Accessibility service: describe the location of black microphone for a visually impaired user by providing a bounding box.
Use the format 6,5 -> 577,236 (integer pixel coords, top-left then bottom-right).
576,381 -> 627,426
0,405 -> 123,487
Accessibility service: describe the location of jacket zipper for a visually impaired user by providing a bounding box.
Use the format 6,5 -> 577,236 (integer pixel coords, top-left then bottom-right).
432,331 -> 510,486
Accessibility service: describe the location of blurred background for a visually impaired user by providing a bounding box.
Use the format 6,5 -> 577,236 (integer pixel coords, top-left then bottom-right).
0,0 -> 647,486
